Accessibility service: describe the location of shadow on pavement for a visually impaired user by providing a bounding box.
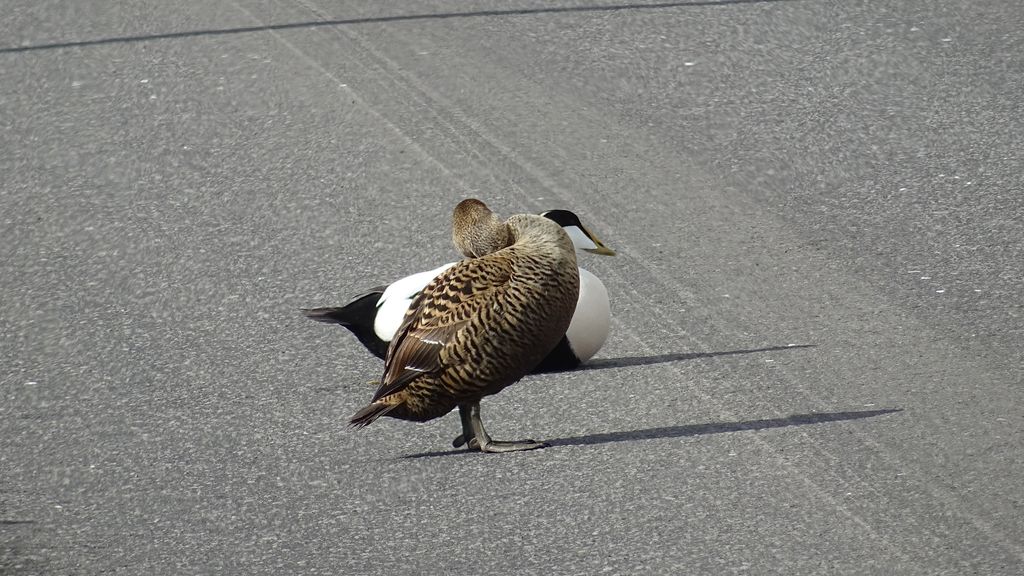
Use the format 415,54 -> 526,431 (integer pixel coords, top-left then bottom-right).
546,408 -> 902,447
571,344 -> 815,372
403,408 -> 902,458
1,0 -> 798,54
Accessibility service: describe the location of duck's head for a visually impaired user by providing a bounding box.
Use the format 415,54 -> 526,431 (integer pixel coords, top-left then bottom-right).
452,199 -> 512,258
540,209 -> 616,256
453,200 -> 616,258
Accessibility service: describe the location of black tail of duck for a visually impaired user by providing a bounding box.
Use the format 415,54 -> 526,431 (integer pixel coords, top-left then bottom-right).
301,287 -> 388,359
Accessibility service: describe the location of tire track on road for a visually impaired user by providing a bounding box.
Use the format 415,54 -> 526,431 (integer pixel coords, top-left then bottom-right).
231,0 -> 1023,569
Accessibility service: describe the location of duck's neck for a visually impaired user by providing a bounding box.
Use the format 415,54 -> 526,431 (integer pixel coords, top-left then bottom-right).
453,214 -> 512,258
506,214 -> 578,265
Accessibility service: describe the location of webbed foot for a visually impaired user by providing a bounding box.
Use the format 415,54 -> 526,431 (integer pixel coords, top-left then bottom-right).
453,402 -> 548,453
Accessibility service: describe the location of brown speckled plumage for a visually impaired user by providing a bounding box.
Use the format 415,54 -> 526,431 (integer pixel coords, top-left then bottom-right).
349,200 -> 580,432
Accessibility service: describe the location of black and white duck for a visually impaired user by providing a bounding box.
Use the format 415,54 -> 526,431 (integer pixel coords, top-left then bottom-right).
348,199 -> 584,452
303,209 -> 614,373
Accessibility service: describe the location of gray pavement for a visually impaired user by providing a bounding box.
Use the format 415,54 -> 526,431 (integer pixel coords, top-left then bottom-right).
2,1 -> 1022,574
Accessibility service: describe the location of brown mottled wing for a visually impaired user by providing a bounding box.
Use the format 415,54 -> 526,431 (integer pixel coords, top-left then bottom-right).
369,258 -> 513,403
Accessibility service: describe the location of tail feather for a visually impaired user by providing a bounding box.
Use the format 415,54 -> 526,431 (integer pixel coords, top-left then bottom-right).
302,306 -> 356,326
302,287 -> 385,325
301,287 -> 390,360
349,402 -> 400,428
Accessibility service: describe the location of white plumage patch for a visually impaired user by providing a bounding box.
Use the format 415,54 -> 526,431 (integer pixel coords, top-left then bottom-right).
374,263 -> 455,341
564,225 -> 599,252
372,263 -> 610,366
564,267 -> 611,362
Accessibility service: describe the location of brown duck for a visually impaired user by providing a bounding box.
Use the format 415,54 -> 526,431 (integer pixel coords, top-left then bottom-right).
349,199 -> 580,452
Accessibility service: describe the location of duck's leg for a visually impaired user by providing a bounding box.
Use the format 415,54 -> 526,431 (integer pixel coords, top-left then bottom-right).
461,402 -> 548,453
452,404 -> 475,448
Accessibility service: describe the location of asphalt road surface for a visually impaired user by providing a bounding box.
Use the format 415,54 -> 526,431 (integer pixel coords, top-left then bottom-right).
2,1 -> 1022,574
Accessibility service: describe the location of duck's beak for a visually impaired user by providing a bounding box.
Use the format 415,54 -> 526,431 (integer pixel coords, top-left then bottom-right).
587,245 -> 617,256
576,224 -> 616,256
585,244 -> 617,256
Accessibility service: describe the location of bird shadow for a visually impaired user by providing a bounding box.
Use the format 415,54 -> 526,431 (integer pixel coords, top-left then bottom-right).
2,0 -> 799,54
569,344 -> 815,372
402,408 -> 902,458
